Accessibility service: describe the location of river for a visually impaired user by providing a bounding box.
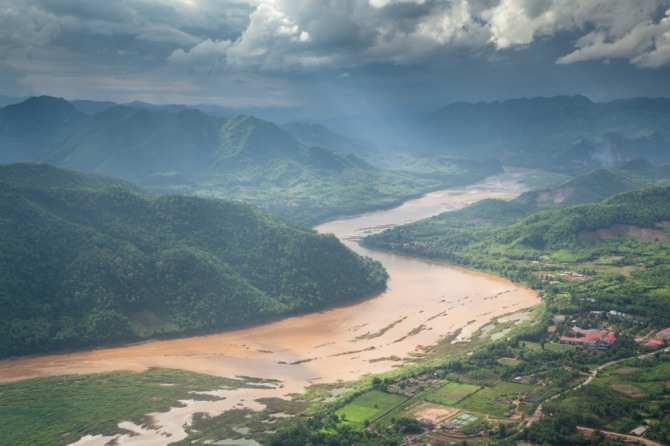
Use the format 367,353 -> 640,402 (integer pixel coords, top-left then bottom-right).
0,168 -> 541,445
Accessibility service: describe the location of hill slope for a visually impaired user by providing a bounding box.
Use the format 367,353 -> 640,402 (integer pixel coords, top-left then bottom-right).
0,164 -> 387,358
363,185 -> 670,321
1,96 -> 501,225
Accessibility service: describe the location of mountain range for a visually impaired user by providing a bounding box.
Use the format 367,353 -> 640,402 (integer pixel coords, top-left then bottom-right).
0,96 -> 501,225
406,95 -> 670,172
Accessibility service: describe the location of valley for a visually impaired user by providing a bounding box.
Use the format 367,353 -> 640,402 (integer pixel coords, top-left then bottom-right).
0,170 -> 541,445
2,95 -> 670,446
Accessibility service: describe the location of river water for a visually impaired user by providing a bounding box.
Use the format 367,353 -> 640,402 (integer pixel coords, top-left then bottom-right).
0,169 -> 541,445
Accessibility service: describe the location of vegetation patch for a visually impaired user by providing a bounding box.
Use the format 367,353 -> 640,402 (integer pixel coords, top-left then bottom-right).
608,382 -> 646,398
0,369 -> 268,446
425,382 -> 481,406
335,390 -> 407,428
354,317 -> 407,341
456,382 -> 536,417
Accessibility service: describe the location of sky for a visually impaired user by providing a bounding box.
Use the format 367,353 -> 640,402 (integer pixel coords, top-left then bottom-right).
2,0 -> 670,118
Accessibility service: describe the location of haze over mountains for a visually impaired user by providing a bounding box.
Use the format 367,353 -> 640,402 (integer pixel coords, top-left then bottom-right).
0,95 -> 506,225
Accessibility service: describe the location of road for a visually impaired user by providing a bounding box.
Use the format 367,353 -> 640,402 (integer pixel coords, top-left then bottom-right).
525,346 -> 670,435
577,426 -> 666,446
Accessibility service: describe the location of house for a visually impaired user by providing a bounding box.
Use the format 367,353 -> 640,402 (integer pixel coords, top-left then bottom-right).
559,327 -> 615,349
523,392 -> 543,403
441,421 -> 458,430
561,272 -> 586,280
657,327 -> 670,340
418,418 -> 435,429
645,339 -> 664,349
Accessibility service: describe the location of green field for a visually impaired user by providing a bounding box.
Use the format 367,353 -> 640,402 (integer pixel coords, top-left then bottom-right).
497,357 -> 521,367
336,390 -> 407,428
456,381 -> 536,417
0,369 -> 273,446
425,381 -> 481,405
452,412 -> 479,426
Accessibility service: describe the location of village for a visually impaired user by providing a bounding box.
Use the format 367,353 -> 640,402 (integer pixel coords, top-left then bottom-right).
334,304 -> 670,445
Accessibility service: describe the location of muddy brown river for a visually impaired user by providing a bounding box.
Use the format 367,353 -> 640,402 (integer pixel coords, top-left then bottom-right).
0,169 -> 541,445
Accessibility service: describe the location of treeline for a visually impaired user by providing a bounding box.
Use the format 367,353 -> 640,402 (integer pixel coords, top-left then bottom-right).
0,164 -> 387,358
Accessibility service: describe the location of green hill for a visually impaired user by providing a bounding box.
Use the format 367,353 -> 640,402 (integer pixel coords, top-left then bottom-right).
1,96 -> 501,226
363,185 -> 670,321
0,164 -> 387,358
495,187 -> 670,250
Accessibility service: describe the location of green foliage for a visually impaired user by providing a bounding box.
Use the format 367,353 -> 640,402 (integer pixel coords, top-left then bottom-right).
336,390 -> 407,428
0,164 -> 388,358
0,369 -> 268,446
364,185 -> 670,322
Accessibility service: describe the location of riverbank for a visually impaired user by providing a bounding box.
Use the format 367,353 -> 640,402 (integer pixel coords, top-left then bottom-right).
0,169 -> 542,445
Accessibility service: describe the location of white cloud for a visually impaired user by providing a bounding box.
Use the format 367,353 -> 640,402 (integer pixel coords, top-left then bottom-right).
2,0 -> 670,103
167,0 -> 670,72
0,2 -> 62,47
558,7 -> 670,68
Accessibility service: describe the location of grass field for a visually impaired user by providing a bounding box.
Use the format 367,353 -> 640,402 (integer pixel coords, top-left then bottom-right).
336,390 -> 407,428
0,369 -> 273,446
452,412 -> 479,426
497,357 -> 521,367
425,381 -> 481,406
455,381 -> 536,417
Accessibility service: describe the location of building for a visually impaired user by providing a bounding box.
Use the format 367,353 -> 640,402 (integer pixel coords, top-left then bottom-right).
645,339 -> 664,349
559,327 -> 616,350
657,327 -> 670,340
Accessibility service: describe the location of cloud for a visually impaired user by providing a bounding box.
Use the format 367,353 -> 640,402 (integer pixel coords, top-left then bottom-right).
2,0 -> 669,108
169,0 -> 490,70
558,7 -> 670,68
168,0 -> 670,72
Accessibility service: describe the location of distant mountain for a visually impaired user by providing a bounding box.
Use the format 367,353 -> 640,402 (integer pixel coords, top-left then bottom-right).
70,99 -> 119,115
410,95 -> 670,172
0,163 -> 387,358
46,106 -> 221,181
281,121 -> 384,161
1,96 -> 500,225
0,95 -> 26,108
0,96 -> 88,162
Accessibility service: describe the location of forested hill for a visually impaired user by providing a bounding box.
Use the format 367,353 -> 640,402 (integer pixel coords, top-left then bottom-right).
364,182 -> 670,258
363,185 -> 670,322
0,96 -> 501,226
0,164 -> 387,359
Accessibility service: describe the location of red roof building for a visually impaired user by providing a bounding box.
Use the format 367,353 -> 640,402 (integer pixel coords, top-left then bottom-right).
645,339 -> 664,349
559,328 -> 615,349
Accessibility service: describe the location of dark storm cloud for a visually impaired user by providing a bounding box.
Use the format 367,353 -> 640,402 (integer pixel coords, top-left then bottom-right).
1,0 -> 670,114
